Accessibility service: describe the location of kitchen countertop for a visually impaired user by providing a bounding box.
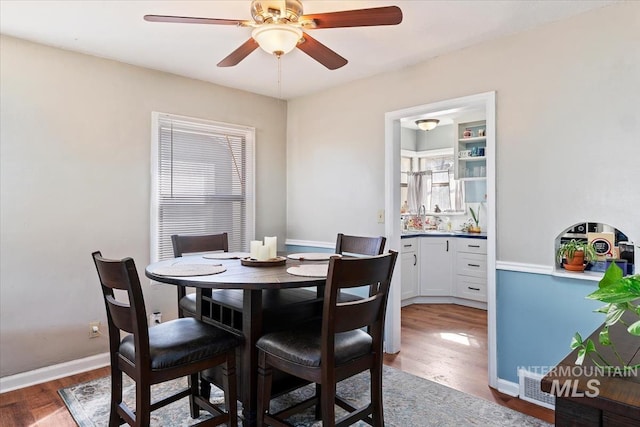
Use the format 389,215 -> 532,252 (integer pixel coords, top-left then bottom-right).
401,230 -> 487,239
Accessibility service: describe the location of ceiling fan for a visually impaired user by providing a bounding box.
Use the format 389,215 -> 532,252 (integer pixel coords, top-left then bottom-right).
144,0 -> 402,70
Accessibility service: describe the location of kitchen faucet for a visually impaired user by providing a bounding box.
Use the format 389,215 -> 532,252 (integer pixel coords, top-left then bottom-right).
419,205 -> 426,230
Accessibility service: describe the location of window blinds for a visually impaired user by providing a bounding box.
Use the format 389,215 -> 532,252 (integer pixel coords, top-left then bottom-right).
151,113 -> 254,261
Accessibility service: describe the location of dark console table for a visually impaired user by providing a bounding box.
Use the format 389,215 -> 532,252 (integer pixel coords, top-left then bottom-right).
541,314 -> 640,426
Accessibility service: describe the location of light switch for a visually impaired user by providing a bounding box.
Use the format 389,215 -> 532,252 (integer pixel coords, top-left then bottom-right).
377,209 -> 385,223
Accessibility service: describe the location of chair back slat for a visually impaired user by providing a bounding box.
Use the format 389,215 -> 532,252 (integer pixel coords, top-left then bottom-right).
172,233 -> 229,257
105,295 -> 136,334
335,233 -> 386,256
92,251 -> 149,360
334,295 -> 383,332
322,251 -> 398,339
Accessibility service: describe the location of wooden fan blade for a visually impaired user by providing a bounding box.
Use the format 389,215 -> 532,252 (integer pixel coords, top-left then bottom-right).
301,6 -> 402,29
296,33 -> 347,70
217,38 -> 260,67
144,15 -> 250,26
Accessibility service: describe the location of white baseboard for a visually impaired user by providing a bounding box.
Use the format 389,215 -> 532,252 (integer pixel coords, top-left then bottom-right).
496,378 -> 519,397
402,296 -> 487,310
0,352 -> 110,394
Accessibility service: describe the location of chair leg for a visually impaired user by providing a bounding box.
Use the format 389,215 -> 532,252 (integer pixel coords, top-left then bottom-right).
320,382 -> 336,425
136,379 -> 151,427
200,374 -> 212,401
223,352 -> 238,427
189,373 -> 200,418
371,365 -> 384,427
257,352 -> 273,426
109,365 -> 123,427
314,383 -> 322,419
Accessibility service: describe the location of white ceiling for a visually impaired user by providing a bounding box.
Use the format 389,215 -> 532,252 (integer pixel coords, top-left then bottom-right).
1,0 -> 616,99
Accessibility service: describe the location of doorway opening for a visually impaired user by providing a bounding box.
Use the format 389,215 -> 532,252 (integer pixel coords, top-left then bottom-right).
383,92 -> 497,388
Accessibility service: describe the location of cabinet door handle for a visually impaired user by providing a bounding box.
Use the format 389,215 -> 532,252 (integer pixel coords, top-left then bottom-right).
446,240 -> 449,252
413,254 -> 417,266
403,244 -> 412,248
468,263 -> 480,267
468,287 -> 481,291
468,244 -> 480,248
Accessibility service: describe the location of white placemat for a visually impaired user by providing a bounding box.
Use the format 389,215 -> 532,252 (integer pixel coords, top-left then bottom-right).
287,264 -> 329,278
150,264 -> 226,277
202,252 -> 250,260
286,253 -> 342,261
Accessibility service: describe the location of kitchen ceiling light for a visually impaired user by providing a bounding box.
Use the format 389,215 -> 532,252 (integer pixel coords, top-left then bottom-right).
252,24 -> 303,57
416,119 -> 440,131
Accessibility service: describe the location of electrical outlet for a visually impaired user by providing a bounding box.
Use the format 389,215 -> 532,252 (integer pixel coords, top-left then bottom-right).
89,321 -> 101,338
149,311 -> 162,326
377,209 -> 385,224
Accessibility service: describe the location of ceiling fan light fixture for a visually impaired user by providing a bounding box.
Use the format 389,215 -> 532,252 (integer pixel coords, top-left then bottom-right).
416,119 -> 440,131
252,24 -> 303,56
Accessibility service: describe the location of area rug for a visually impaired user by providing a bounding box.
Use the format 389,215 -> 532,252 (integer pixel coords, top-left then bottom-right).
59,366 -> 550,426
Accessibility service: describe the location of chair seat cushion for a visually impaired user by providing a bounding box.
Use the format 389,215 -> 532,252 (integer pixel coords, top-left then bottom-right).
256,325 -> 372,368
120,318 -> 239,371
179,293 -> 197,315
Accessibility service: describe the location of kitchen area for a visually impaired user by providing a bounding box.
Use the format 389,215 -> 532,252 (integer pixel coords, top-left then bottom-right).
399,109 -> 489,310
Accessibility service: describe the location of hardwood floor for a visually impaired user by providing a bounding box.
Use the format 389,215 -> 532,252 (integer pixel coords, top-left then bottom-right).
0,304 -> 553,425
384,304 -> 554,423
0,366 -> 110,427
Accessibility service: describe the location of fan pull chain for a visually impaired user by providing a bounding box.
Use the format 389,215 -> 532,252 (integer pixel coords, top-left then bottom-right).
277,54 -> 282,99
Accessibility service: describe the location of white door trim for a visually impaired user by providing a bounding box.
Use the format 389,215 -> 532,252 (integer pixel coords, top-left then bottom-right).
383,91 -> 497,389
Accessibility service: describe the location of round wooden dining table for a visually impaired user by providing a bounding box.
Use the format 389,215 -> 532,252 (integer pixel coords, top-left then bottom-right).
145,254 -> 329,427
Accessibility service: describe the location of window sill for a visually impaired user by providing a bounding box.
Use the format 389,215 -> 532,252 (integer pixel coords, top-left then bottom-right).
551,268 -> 603,282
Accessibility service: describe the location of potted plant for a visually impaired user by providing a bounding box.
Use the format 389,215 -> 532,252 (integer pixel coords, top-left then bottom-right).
468,206 -> 481,233
556,239 -> 597,272
571,262 -> 640,373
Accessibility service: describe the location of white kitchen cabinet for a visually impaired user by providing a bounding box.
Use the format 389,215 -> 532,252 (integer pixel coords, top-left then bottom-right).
419,237 -> 454,296
401,238 -> 419,300
455,238 -> 487,302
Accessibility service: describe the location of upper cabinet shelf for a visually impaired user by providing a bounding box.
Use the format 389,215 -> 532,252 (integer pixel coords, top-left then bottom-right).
458,136 -> 486,144
454,120 -> 487,180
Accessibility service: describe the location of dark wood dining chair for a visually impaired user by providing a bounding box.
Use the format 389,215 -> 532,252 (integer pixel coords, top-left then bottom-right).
92,251 -> 239,427
256,251 -> 398,427
171,232 -> 229,318
335,233 -> 386,257
335,233 -> 386,300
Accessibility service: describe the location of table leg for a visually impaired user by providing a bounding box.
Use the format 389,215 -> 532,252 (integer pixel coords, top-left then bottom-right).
241,289 -> 263,427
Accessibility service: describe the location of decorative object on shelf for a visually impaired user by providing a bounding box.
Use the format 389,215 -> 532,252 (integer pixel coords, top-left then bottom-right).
459,150 -> 471,158
463,128 -> 472,138
556,239 -> 597,272
478,129 -> 486,136
416,118 -> 439,131
570,262 -> 640,374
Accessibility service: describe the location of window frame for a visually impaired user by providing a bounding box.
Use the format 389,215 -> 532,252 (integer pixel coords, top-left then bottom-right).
150,112 -> 255,262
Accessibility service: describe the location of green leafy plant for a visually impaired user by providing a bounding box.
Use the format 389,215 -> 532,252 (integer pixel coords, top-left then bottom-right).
469,206 -> 480,227
571,263 -> 640,372
556,239 -> 597,264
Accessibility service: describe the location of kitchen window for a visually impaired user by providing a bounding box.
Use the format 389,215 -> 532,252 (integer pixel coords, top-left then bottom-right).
150,112 -> 255,261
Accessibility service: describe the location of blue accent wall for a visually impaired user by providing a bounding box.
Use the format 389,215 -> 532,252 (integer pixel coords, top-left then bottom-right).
496,270 -> 604,383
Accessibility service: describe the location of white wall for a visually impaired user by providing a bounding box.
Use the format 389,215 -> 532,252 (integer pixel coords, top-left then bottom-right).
0,36 -> 287,376
287,2 -> 640,259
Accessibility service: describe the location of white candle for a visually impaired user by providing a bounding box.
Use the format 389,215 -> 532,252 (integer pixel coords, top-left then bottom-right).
264,236 -> 277,259
257,245 -> 270,261
250,240 -> 262,259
